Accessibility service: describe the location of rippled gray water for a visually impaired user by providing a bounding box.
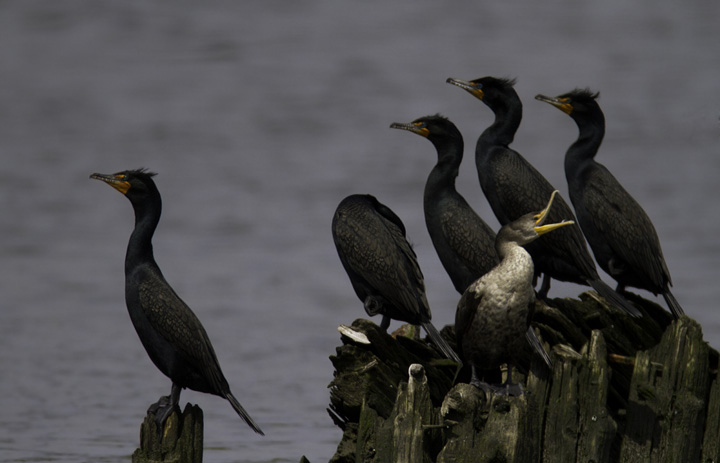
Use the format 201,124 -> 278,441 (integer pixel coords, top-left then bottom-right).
1,1 -> 719,462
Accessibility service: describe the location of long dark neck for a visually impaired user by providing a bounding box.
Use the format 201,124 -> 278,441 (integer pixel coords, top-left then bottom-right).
425,135 -> 463,198
478,94 -> 522,149
565,114 -> 605,178
125,196 -> 161,273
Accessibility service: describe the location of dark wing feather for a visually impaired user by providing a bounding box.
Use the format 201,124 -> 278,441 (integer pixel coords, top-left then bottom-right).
333,203 -> 429,323
580,165 -> 670,288
488,148 -> 598,279
440,202 -> 499,279
138,275 -> 228,393
374,199 -> 407,236
454,280 -> 485,357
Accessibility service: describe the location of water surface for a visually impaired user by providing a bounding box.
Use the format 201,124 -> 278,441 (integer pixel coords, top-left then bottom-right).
1,1 -> 719,462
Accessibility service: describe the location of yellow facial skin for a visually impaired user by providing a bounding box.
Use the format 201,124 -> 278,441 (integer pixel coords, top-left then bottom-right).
389,121 -> 430,138
535,94 -> 574,115
533,190 -> 574,235
90,173 -> 131,195
446,78 -> 484,100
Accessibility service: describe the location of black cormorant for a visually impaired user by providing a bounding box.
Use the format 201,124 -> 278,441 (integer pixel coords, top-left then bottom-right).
390,115 -> 551,367
331,194 -> 461,364
456,191 -> 573,394
535,89 -> 684,318
446,76 -> 640,318
91,169 -> 264,434
389,115 -> 499,292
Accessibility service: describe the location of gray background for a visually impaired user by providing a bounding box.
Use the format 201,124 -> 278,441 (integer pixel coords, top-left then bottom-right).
1,1 -> 718,462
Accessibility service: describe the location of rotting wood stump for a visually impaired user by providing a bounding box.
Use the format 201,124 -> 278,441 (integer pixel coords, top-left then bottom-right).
132,403 -> 204,463
326,292 -> 719,463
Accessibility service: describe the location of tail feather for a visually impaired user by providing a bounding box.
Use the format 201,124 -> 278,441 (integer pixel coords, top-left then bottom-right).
526,327 -> 552,369
422,321 -> 462,365
587,279 -> 642,318
662,290 -> 685,319
226,391 -> 264,435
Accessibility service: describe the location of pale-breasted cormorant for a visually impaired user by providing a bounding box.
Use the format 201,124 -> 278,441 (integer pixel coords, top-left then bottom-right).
390,114 -> 551,367
535,89 -> 684,318
456,191 -> 574,394
91,169 -> 264,434
331,194 -> 461,364
446,76 -> 640,318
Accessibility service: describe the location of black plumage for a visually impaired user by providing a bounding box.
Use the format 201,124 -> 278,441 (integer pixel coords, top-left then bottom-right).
535,89 -> 684,318
331,194 -> 461,363
456,191 -> 573,394
390,115 -> 499,292
446,76 -> 640,317
91,169 -> 263,434
390,115 -> 551,368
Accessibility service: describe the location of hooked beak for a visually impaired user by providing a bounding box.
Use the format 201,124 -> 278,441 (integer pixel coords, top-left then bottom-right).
446,77 -> 484,100
90,172 -> 131,195
533,190 -> 574,235
535,94 -> 574,115
389,121 -> 429,138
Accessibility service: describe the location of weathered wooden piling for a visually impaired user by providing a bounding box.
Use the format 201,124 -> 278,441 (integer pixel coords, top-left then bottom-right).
132,403 -> 204,463
326,292 -> 719,463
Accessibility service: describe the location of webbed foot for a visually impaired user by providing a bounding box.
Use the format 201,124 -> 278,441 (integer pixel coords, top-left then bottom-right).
147,395 -> 180,429
497,382 -> 525,397
147,383 -> 182,429
469,379 -> 496,395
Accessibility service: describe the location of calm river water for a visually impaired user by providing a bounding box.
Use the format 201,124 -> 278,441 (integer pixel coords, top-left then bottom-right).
1,1 -> 719,462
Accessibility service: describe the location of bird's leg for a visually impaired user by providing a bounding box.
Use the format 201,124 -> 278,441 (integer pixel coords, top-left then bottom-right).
499,365 -> 524,397
469,365 -> 495,395
469,365 -> 482,387
379,315 -> 391,331
537,274 -> 552,299
148,383 -> 182,429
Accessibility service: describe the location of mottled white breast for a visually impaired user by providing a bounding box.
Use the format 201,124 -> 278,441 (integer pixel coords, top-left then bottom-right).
464,245 -> 535,367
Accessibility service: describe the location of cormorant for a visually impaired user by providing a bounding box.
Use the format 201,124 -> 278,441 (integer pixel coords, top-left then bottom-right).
331,194 -> 461,364
535,89 -> 684,318
456,191 -> 574,395
446,76 -> 640,318
389,115 -> 499,292
91,169 -> 264,434
390,115 -> 551,368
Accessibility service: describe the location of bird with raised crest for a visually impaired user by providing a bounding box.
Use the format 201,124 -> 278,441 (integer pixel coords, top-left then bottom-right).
91,169 -> 263,434
536,89 -> 684,318
446,76 -> 640,318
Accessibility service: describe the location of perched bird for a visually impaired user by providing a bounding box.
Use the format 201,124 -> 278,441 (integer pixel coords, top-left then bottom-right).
332,194 -> 461,364
390,115 -> 499,292
446,76 -> 640,317
91,169 -> 263,434
456,191 -> 574,395
390,115 -> 551,367
535,89 -> 684,318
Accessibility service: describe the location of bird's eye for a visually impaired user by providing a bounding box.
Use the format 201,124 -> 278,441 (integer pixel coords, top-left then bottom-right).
556,97 -> 574,115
